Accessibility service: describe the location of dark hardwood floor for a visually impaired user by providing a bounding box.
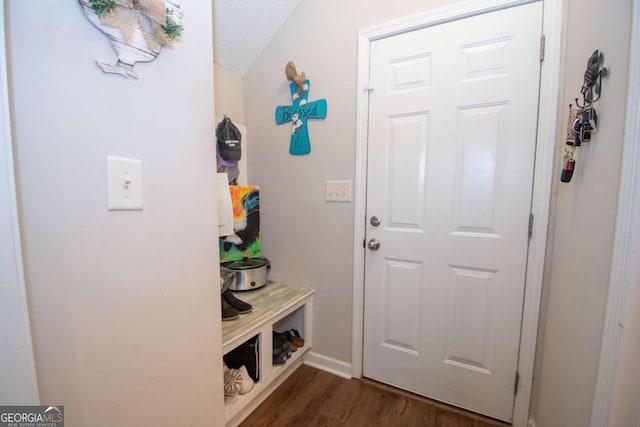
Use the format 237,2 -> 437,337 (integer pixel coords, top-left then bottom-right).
240,364 -> 510,427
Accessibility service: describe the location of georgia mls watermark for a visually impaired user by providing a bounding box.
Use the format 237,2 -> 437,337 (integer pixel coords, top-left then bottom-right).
0,406 -> 64,427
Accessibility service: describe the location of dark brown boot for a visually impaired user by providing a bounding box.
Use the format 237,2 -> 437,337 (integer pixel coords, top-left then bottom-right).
222,289 -> 252,314
221,297 -> 239,321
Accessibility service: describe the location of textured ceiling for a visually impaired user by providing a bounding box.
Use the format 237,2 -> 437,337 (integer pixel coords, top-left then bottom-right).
213,0 -> 302,76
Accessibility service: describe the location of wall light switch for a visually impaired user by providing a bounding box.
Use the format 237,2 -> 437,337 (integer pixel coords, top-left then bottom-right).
107,156 -> 143,210
326,180 -> 352,202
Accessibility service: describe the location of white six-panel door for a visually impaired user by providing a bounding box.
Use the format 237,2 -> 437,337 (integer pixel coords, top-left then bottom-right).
362,2 -> 543,421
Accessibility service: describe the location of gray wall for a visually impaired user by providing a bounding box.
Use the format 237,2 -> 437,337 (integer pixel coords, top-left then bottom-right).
244,0 -> 453,365
214,63 -> 245,124
6,1 -> 225,425
243,0 -> 633,423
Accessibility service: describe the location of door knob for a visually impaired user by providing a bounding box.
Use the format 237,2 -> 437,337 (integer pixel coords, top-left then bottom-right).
370,216 -> 381,227
367,239 -> 381,250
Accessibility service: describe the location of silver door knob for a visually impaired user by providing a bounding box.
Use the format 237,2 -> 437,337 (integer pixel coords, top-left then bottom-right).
367,239 -> 381,250
370,216 -> 381,227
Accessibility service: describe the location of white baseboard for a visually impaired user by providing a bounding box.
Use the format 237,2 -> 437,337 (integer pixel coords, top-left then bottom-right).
303,351 -> 352,379
528,418 -> 537,427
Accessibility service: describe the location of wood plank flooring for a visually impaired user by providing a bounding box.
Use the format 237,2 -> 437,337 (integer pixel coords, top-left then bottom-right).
240,364 -> 510,427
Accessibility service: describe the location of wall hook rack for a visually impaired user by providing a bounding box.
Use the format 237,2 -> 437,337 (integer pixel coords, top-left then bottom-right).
575,49 -> 608,109
561,50 -> 608,183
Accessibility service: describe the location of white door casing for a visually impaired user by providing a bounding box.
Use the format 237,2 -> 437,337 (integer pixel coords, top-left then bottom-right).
362,2 -> 542,422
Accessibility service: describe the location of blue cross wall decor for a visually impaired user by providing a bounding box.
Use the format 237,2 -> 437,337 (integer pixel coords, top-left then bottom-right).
275,80 -> 327,155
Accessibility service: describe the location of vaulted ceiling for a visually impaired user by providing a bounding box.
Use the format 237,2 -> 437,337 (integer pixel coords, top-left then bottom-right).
212,0 -> 302,76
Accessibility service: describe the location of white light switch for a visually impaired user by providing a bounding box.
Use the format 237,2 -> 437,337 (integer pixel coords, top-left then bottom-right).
325,180 -> 352,202
107,156 -> 143,210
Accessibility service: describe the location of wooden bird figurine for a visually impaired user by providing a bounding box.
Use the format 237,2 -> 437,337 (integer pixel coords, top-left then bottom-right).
285,62 -> 306,95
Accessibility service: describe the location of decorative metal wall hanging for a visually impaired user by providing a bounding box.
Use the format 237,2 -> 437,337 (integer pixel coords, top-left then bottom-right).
275,62 -> 328,155
78,0 -> 184,79
562,50 -> 608,182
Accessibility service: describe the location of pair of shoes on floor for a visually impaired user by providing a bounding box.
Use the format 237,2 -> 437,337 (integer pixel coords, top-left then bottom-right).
273,331 -> 291,353
223,364 -> 254,396
273,350 -> 292,365
221,289 -> 252,321
273,331 -> 292,364
284,329 -> 305,350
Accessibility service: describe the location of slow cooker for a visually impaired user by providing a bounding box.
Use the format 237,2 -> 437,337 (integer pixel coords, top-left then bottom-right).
221,257 -> 270,291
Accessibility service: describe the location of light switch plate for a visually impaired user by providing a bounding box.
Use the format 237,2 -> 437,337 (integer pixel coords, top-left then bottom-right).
325,180 -> 352,202
107,156 -> 143,210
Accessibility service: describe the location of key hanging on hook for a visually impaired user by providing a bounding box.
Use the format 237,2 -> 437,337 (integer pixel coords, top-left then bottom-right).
561,148 -> 576,183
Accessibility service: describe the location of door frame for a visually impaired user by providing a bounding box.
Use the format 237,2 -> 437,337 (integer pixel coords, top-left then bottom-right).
351,0 -> 564,425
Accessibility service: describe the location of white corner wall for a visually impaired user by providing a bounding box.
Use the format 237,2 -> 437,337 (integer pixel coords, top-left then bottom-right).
531,0 -> 633,425
609,227 -> 640,425
0,0 -> 39,404
6,1 -> 224,425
